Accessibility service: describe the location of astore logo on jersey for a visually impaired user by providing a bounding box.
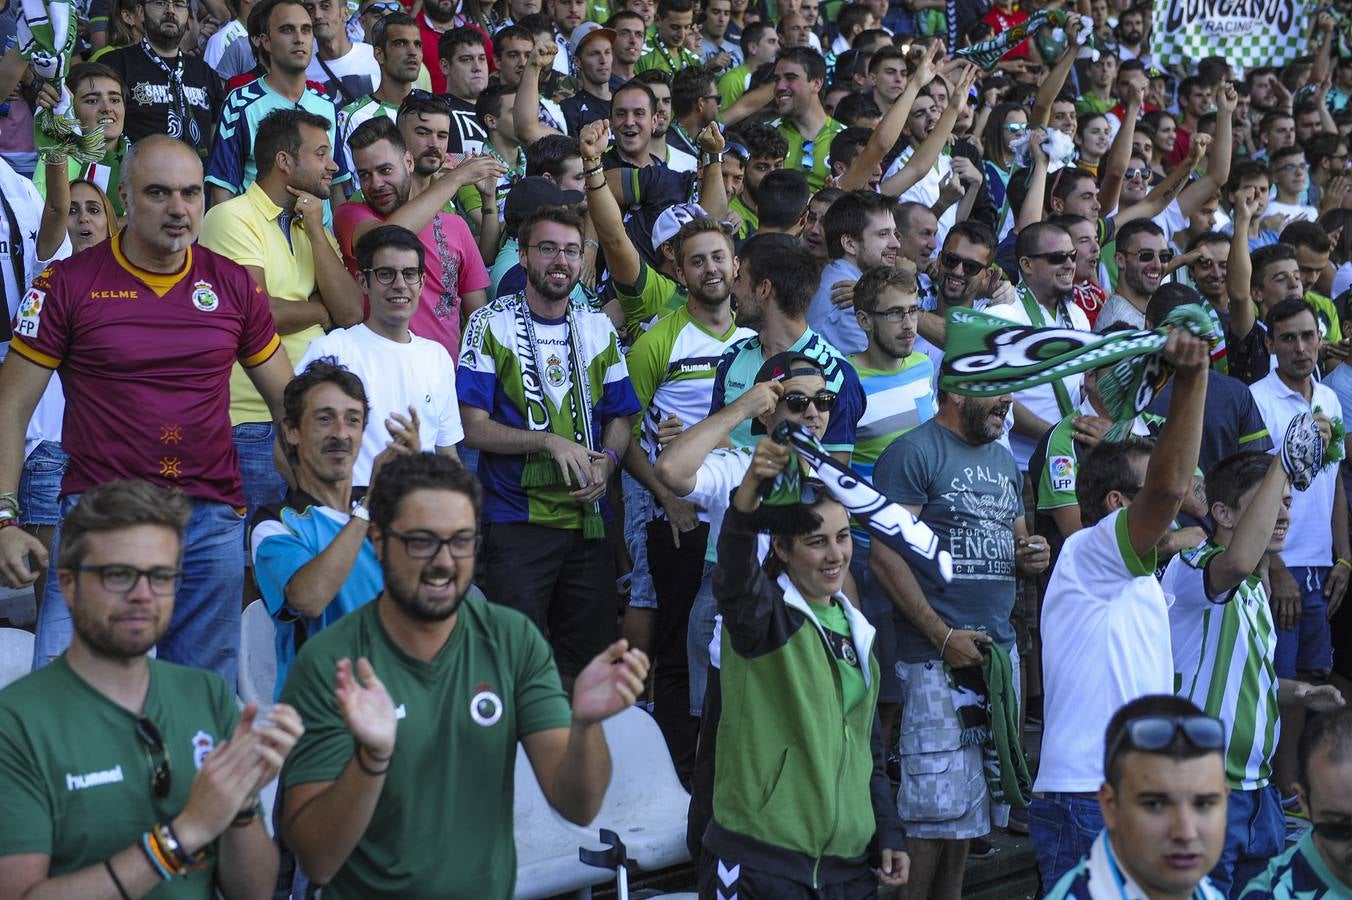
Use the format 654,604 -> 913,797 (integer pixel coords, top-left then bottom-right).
192,280 -> 219,312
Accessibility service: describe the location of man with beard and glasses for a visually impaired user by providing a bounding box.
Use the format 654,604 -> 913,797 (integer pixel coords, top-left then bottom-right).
871,371 -> 1047,900
335,12 -> 422,177
458,206 -> 641,687
726,122 -> 786,241
337,117 -> 501,363
207,0 -> 350,213
807,190 -> 900,355
0,136 -> 294,685
1241,706 -> 1352,898
1031,327 -> 1212,889
252,358 -> 409,698
415,0 -> 492,93
1050,213 -> 1110,329
103,0 -> 223,158
1096,219 -> 1170,332
279,452 -> 650,899
621,217 -> 754,781
0,481 -> 305,899
201,109 -> 364,524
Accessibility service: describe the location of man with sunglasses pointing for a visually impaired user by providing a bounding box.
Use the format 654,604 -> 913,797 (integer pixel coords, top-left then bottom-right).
0,480 -> 304,899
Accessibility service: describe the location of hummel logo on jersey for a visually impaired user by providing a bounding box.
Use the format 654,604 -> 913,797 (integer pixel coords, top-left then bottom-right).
66,765 -> 125,791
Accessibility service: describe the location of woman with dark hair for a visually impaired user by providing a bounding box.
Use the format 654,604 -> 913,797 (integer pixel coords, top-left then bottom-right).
1073,110 -> 1112,178
1139,109 -> 1179,179
982,100 -> 1029,240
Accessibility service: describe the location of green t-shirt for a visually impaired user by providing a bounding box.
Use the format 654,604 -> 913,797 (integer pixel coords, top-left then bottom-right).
775,114 -> 845,193
729,194 -> 759,241
635,43 -> 701,74
0,657 -> 239,897
811,598 -> 867,712
717,65 -> 751,109
280,594 -> 572,900
613,258 -> 687,335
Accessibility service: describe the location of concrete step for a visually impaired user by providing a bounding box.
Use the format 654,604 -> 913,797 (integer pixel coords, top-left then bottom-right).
0,586 -> 35,629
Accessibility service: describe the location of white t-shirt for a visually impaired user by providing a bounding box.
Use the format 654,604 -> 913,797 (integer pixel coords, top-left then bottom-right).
204,19 -> 248,74
1249,372 -> 1343,566
1264,199 -> 1318,227
296,323 -> 464,486
1035,508 -> 1174,792
685,445 -> 770,565
884,147 -> 955,250
306,41 -> 380,108
984,296 -> 1091,469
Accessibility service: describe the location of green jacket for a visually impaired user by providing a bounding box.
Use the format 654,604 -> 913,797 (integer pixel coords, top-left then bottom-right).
705,505 -> 904,886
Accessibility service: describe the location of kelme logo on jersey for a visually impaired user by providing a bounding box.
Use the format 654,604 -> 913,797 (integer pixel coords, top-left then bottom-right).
470,685 -> 503,727
191,280 -> 219,313
192,731 -> 215,769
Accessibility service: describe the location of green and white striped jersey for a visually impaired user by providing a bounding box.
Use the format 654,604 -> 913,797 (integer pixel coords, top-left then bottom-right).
1162,542 -> 1281,790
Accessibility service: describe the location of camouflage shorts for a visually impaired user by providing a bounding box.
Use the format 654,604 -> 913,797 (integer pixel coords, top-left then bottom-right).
894,649 -> 1021,840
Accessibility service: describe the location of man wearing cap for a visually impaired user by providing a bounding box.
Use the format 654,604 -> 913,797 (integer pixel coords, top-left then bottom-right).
562,24 -> 616,136
492,176 -> 588,300
711,233 -> 866,460
458,205 -> 641,686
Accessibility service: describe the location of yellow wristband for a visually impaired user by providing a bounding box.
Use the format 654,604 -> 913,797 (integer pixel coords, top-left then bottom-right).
1337,558 -> 1352,571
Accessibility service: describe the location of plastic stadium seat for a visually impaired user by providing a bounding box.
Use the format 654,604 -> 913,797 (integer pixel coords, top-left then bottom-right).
514,706 -> 693,899
238,599 -> 277,705
0,628 -> 34,689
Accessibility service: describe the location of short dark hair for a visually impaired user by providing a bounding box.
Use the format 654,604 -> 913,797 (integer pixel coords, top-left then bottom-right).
476,82 -> 515,123
492,23 -> 533,55
867,44 -> 905,76
439,25 -> 486,61
634,67 -> 673,90
853,263 -> 918,313
1265,296 -> 1318,333
1303,132 -> 1345,169
776,46 -> 826,83
827,126 -> 871,173
672,64 -> 716,118
613,79 -> 658,114
606,9 -> 644,29
1297,706 -> 1352,790
756,169 -> 812,229
518,204 -> 585,248
836,3 -> 872,36
1076,435 -> 1155,526
1225,159 -> 1271,198
1205,450 -> 1273,512
740,20 -> 774,53
1270,144 -> 1307,171
254,108 -> 334,179
1048,166 -> 1096,210
57,481 -> 192,570
355,223 -> 425,273
657,0 -> 693,17
1186,229 -> 1230,254
1114,218 -> 1165,256
738,121 -> 788,161
1260,109 -> 1295,135
526,133 -> 581,178
944,219 -> 996,254
369,10 -> 416,49
283,358 -> 371,436
1144,282 -> 1207,328
349,114 -> 405,155
1178,74 -> 1207,99
516,12 -> 555,38
367,453 -> 483,534
65,61 -> 124,94
834,92 -> 881,127
1103,694 -> 1215,788
741,232 -> 820,318
1251,242 -> 1298,288
824,190 -> 894,260
1280,220 -> 1332,254
250,0 -> 307,40
673,217 -> 733,265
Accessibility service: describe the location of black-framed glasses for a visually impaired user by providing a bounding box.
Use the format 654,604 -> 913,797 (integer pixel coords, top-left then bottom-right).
385,527 -> 481,559
77,565 -> 182,595
940,250 -> 985,275
782,391 -> 837,413
527,242 -> 584,261
1133,249 -> 1173,264
703,93 -> 723,104
366,266 -> 425,286
135,717 -> 173,800
142,0 -> 189,9
870,306 -> 920,322
1105,714 -> 1224,774
1312,820 -> 1352,843
1027,250 -> 1077,265
1277,162 -> 1310,174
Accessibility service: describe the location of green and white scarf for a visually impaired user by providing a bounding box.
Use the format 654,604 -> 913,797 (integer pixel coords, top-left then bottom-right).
944,642 -> 1032,809
512,293 -> 605,540
17,0 -> 105,165
939,303 -> 1217,441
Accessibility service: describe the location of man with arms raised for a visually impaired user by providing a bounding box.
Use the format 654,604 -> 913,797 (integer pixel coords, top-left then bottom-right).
0,481 -> 304,899
0,136 -> 294,685
281,453 -> 650,898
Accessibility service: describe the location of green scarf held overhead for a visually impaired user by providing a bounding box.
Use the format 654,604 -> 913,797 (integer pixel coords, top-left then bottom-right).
944,642 -> 1032,809
938,303 -> 1218,441
17,0 -> 106,165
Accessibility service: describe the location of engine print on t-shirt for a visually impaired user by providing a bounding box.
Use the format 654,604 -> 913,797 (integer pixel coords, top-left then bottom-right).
939,464 -> 1021,581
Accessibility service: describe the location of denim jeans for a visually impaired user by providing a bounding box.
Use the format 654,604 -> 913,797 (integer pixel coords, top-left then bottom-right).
1211,784 -> 1284,898
232,422 -> 287,527
33,494 -> 246,687
621,472 -> 656,609
18,441 -> 68,526
687,562 -> 719,715
1029,793 -> 1105,892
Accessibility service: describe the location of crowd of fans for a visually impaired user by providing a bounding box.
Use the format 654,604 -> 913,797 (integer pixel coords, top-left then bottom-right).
2,0 -> 1352,895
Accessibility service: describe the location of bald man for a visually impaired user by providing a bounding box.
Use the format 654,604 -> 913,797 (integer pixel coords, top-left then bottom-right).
0,136 -> 296,686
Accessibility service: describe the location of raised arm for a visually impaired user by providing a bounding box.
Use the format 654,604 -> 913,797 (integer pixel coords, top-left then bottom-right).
1176,83 -> 1237,219
1116,134 -> 1207,226
1097,81 -> 1143,214
722,81 -> 775,127
1015,128 -> 1050,231
880,63 -> 979,198
351,155 -> 506,247
1126,329 -> 1210,558
37,158 -> 70,262
696,123 -> 729,221
838,43 -> 933,191
1029,19 -> 1082,128
578,119 -> 643,287
1227,189 -> 1260,340
514,47 -> 563,147
1205,454 -> 1291,594
655,382 -> 782,496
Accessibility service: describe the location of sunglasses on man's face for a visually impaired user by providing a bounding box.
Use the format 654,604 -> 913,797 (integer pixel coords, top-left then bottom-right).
1123,167 -> 1151,180
1133,249 -> 1173,264
782,391 -> 837,413
1027,250 -> 1077,265
940,250 -> 985,276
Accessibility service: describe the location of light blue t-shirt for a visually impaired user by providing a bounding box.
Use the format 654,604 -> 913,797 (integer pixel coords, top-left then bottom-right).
807,257 -> 867,356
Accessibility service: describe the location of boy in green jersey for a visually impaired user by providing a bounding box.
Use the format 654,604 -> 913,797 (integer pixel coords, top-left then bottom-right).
280,453 -> 651,899
0,481 -> 303,899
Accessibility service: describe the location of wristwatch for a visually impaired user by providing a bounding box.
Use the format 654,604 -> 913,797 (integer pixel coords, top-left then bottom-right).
350,499 -> 370,522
